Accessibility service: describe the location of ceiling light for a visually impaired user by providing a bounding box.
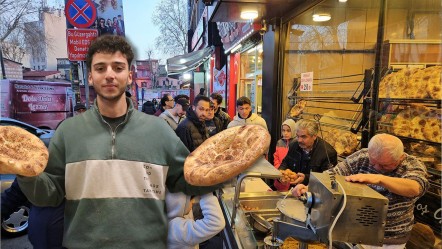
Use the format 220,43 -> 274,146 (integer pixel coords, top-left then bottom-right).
313,13 -> 331,22
339,0 -> 347,2
240,10 -> 258,20
183,72 -> 192,80
231,44 -> 242,53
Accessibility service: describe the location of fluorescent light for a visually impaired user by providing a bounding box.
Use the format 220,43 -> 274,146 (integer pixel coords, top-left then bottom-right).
339,0 -> 347,2
313,13 -> 331,22
231,44 -> 242,53
240,10 -> 258,20
183,73 -> 192,80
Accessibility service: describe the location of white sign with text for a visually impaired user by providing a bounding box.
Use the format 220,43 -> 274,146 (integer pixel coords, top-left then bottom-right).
300,72 -> 313,92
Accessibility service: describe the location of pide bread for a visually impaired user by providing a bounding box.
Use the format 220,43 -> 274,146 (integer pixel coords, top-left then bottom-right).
289,99 -> 307,118
184,125 -> 271,186
422,109 -> 441,143
321,128 -> 358,156
379,66 -> 441,99
425,66 -> 441,99
0,126 -> 49,176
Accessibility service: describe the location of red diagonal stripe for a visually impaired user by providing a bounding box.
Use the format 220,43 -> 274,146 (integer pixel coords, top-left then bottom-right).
71,2 -> 91,22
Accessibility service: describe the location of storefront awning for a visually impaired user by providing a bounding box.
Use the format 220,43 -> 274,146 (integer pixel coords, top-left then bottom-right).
166,46 -> 214,76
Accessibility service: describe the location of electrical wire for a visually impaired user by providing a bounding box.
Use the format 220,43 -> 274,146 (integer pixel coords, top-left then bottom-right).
327,179 -> 347,249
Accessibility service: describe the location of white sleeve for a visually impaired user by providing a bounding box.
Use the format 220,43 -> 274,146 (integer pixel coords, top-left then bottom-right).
168,193 -> 226,247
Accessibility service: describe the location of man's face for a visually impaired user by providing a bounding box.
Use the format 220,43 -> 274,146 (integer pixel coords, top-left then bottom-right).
206,106 -> 215,120
165,95 -> 174,109
192,100 -> 210,122
176,104 -> 186,118
88,51 -> 132,102
210,97 -> 220,111
368,151 -> 402,173
296,128 -> 317,151
237,104 -> 251,118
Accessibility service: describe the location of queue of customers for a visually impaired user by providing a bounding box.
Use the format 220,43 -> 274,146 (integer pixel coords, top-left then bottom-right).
1,35 -> 432,249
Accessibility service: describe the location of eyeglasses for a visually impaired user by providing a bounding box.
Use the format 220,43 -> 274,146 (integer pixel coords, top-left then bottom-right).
167,99 -> 174,102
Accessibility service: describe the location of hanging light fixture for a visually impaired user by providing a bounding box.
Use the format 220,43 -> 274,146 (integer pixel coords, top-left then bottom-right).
240,10 -> 258,20
313,13 -> 331,22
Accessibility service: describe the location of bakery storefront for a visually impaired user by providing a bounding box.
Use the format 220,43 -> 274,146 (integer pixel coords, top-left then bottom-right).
281,0 -> 441,236
209,0 -> 441,248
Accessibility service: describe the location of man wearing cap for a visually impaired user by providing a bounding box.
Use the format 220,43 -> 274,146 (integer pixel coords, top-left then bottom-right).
159,97 -> 189,130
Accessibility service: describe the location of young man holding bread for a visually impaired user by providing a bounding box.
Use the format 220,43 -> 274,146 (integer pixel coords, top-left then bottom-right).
16,35 -> 218,249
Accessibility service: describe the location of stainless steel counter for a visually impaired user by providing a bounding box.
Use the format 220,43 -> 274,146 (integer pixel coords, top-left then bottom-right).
220,190 -> 284,249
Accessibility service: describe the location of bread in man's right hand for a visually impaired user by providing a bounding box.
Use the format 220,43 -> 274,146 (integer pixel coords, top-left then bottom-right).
0,126 -> 49,176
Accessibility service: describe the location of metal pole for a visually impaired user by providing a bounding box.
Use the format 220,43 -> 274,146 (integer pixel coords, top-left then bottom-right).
369,0 -> 387,138
0,45 -> 7,79
81,61 -> 90,108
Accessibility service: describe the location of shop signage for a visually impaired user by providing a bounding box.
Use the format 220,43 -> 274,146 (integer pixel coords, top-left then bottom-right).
191,8 -> 207,51
217,22 -> 261,53
66,29 -> 98,61
300,72 -> 313,91
213,65 -> 227,96
65,0 -> 97,28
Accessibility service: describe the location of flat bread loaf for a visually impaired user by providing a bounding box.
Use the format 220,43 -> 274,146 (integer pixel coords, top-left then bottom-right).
0,126 -> 49,176
289,99 -> 307,118
184,125 -> 271,186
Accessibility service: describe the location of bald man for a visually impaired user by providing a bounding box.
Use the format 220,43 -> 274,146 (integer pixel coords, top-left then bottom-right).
292,134 -> 428,249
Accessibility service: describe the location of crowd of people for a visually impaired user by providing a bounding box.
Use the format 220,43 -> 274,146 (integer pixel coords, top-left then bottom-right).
1,35 -> 434,249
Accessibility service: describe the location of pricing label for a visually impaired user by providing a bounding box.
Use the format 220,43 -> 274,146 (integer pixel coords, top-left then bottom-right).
300,72 -> 313,92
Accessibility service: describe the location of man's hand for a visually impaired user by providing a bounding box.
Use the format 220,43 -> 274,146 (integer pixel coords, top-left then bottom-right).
292,184 -> 308,197
292,173 -> 305,185
345,174 -> 383,185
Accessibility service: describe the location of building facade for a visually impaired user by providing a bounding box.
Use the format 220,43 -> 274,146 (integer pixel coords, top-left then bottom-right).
26,8 -> 68,71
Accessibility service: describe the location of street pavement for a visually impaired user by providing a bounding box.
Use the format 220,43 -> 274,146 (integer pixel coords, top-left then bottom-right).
1,234 -> 32,248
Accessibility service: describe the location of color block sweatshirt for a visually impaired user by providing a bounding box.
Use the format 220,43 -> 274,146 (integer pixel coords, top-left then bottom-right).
17,98 -> 218,249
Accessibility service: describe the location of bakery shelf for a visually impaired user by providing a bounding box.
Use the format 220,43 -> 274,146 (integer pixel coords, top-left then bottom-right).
377,98 -> 442,106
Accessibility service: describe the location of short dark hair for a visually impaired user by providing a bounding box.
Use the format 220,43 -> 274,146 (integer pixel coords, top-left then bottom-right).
236,96 -> 251,107
210,93 -> 223,105
160,94 -> 171,106
193,95 -> 210,107
86,35 -> 134,71
174,94 -> 189,102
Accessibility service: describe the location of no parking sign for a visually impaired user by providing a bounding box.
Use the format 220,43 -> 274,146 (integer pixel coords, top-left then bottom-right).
65,0 -> 97,28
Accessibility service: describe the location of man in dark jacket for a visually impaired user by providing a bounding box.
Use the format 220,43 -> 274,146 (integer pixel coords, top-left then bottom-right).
274,119 -> 337,190
205,101 -> 222,137
175,95 -> 211,152
210,93 -> 230,130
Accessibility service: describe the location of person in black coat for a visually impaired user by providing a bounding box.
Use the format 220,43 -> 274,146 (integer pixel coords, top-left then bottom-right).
175,95 -> 211,152
1,178 -> 65,249
274,119 -> 337,190
210,93 -> 230,131
205,101 -> 222,137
